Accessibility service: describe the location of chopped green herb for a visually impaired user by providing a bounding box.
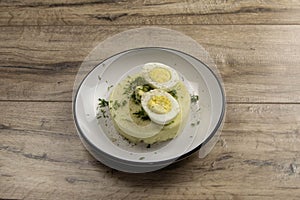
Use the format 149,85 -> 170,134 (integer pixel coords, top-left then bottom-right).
123,76 -> 147,95
112,100 -> 121,110
131,92 -> 140,104
191,94 -> 199,103
98,75 -> 101,81
165,120 -> 174,126
132,84 -> 153,104
122,100 -> 127,106
139,157 -> 145,160
107,85 -> 114,91
131,77 -> 146,88
100,109 -> 109,118
131,92 -> 137,101
133,109 -> 150,120
191,121 -> 200,127
141,84 -> 151,92
98,98 -> 109,107
168,90 -> 177,99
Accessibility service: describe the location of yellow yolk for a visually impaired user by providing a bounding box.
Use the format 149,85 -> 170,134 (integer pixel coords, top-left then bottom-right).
147,95 -> 172,114
149,67 -> 171,83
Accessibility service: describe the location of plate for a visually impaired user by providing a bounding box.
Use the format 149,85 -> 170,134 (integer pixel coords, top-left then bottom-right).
73,47 -> 225,172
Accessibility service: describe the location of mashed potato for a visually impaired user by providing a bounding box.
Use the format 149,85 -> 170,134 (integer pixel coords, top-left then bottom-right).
109,73 -> 190,144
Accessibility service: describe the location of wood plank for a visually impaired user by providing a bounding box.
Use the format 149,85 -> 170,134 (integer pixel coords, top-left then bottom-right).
0,25 -> 299,102
1,102 -> 299,199
0,0 -> 300,26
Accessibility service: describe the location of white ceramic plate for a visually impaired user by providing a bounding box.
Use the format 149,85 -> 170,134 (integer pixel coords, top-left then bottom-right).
74,47 -> 225,171
173,49 -> 225,159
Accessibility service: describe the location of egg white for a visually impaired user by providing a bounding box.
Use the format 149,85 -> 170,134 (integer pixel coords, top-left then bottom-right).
141,89 -> 180,125
142,62 -> 179,91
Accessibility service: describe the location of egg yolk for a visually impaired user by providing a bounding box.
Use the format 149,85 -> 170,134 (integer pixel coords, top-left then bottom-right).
149,67 -> 171,83
147,95 -> 172,114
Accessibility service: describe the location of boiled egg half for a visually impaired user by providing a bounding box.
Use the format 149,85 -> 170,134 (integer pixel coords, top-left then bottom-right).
141,89 -> 180,125
142,62 -> 179,91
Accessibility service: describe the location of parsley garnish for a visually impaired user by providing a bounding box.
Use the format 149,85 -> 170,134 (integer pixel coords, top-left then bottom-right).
191,95 -> 199,103
100,109 -> 109,118
112,100 -> 121,110
122,100 -> 127,106
165,120 -> 174,126
107,85 -> 114,91
123,77 -> 147,95
98,98 -> 109,107
169,90 -> 177,99
133,109 -> 150,120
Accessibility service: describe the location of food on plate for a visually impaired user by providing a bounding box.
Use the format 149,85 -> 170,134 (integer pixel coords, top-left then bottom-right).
141,89 -> 180,125
142,62 -> 179,91
108,62 -> 190,144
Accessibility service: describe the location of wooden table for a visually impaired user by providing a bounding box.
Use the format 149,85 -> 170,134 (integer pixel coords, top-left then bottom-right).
1,1 -> 300,199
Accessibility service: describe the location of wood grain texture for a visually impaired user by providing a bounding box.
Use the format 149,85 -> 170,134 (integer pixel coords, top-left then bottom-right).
0,25 -> 299,102
1,102 -> 299,199
0,0 -> 300,26
1,0 -> 300,199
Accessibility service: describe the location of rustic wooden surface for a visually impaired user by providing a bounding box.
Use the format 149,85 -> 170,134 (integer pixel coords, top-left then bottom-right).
1,0 -> 300,199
